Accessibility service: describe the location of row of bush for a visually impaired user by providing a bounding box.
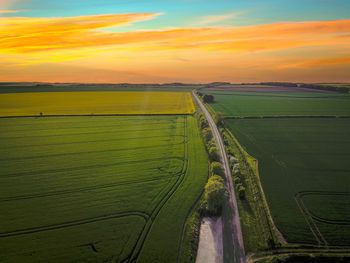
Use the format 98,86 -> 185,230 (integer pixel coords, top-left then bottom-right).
213,108 -> 247,201
300,83 -> 350,93
197,111 -> 227,217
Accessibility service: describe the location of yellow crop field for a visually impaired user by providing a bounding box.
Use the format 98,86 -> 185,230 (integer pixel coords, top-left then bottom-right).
0,91 -> 195,116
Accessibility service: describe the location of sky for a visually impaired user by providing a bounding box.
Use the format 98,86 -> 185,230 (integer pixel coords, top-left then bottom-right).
1,0 -> 350,83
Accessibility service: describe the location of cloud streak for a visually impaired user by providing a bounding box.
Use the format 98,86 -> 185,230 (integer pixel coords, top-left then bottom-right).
0,9 -> 23,13
197,12 -> 242,25
280,56 -> 350,69
0,15 -> 349,56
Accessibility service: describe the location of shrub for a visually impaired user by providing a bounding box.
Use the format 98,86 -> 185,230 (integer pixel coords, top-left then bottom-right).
202,128 -> 213,142
210,162 -> 224,176
199,116 -> 209,129
208,147 -> 220,162
233,176 -> 241,185
229,156 -> 239,164
215,112 -> 224,127
238,185 -> 246,200
203,94 -> 214,103
207,138 -> 216,149
232,163 -> 240,175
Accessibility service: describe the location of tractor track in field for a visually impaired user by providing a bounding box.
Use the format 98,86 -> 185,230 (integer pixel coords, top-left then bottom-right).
124,115 -> 190,263
0,211 -> 150,238
193,91 -> 245,263
0,115 -> 190,263
0,176 -> 175,202
295,191 -> 350,226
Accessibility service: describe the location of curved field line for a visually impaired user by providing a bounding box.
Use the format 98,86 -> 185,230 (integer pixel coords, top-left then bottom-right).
125,115 -> 189,263
0,142 -> 184,162
0,211 -> 149,238
0,125 -> 185,140
0,176 -> 172,203
0,156 -> 183,178
294,193 -> 328,247
296,191 -> 350,225
0,115 -> 188,263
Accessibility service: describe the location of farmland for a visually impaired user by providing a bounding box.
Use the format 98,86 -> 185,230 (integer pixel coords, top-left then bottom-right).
0,91 -> 195,116
201,88 -> 350,247
202,90 -> 350,117
0,113 -> 208,262
226,118 -> 350,246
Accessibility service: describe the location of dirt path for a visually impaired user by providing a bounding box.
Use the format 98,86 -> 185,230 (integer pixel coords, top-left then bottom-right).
193,91 -> 246,263
196,217 -> 223,263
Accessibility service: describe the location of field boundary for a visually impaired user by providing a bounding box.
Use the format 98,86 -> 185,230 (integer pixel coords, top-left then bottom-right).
0,113 -> 194,118
225,115 -> 350,119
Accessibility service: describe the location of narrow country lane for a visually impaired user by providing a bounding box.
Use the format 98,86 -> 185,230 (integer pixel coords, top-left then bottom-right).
192,90 -> 246,263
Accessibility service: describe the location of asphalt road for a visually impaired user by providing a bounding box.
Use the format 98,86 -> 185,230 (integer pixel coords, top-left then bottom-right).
192,90 -> 246,263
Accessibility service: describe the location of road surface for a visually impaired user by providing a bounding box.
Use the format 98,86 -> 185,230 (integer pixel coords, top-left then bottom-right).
196,217 -> 223,263
192,90 -> 246,263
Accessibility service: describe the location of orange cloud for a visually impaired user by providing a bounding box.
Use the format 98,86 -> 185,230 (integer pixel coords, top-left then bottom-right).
0,9 -> 23,13
280,56 -> 350,69
0,15 -> 349,57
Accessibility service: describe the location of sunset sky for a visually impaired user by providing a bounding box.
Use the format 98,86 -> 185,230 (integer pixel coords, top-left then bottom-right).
1,0 -> 350,83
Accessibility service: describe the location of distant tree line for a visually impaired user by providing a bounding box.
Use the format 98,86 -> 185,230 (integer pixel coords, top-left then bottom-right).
259,82 -> 297,87
300,83 -> 349,93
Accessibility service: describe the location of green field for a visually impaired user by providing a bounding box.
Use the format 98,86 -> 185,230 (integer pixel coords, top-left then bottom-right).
226,118 -> 350,246
202,90 -> 350,117
201,89 -> 350,247
0,115 -> 208,262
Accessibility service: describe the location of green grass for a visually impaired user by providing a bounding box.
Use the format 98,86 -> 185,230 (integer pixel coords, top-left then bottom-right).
201,90 -> 350,117
225,118 -> 350,246
0,115 -> 208,262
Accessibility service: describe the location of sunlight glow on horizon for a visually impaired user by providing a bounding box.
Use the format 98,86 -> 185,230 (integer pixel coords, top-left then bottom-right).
1,0 -> 350,83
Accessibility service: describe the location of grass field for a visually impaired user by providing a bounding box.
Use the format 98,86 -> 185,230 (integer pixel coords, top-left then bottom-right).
0,91 -> 195,116
201,90 -> 350,117
0,115 -> 208,262
225,118 -> 350,246
200,88 -> 350,248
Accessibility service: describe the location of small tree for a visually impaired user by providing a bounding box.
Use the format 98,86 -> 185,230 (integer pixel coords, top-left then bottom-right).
202,128 -> 213,142
203,94 -> 214,103
229,156 -> 239,164
232,163 -> 240,175
207,138 -> 216,149
199,116 -> 208,129
233,176 -> 241,185
238,185 -> 246,200
209,147 -> 220,162
201,175 -> 227,216
215,112 -> 224,127
210,162 -> 224,176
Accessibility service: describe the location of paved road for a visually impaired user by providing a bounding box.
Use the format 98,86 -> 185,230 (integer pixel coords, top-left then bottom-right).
192,91 -> 246,263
